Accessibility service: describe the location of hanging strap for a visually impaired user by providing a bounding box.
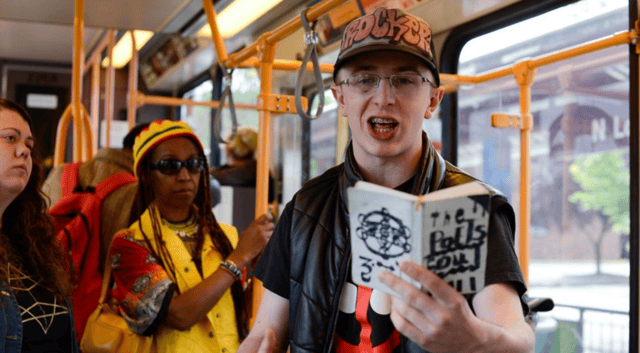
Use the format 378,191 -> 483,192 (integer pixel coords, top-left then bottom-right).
213,64 -> 238,143
294,7 -> 325,120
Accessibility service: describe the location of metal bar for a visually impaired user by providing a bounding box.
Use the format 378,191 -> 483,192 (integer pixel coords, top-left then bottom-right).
238,57 -> 334,73
517,88 -> 532,284
104,29 -> 115,148
513,61 -> 536,284
81,105 -> 94,160
127,31 -> 138,129
532,31 -> 635,68
53,105 -> 72,166
456,30 -> 636,85
201,0 -> 228,63
249,40 -> 278,327
226,0 -> 345,67
272,59 -> 334,73
71,0 -> 84,161
629,2 -> 639,353
135,93 -> 260,110
83,30 -> 112,75
90,61 -> 100,153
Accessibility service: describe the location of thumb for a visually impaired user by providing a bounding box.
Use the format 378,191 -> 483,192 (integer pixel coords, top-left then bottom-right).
257,328 -> 276,353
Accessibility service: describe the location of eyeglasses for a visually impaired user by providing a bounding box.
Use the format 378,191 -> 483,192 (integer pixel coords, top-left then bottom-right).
338,73 -> 435,95
150,157 -> 205,175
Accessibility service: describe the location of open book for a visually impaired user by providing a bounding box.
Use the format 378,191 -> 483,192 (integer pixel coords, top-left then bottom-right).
348,180 -> 491,296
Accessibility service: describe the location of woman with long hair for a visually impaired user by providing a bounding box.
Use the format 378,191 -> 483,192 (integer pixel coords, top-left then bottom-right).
0,98 -> 79,352
109,120 -> 273,352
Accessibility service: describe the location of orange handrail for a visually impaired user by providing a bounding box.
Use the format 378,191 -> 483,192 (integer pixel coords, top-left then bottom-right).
53,0 -> 93,166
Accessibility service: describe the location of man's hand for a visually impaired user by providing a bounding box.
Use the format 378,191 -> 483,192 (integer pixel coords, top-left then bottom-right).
379,261 -> 484,353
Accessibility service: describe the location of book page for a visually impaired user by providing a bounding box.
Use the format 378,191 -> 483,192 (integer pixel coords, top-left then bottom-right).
349,181 -> 492,296
348,186 -> 419,297
421,192 -> 490,294
422,180 -> 489,201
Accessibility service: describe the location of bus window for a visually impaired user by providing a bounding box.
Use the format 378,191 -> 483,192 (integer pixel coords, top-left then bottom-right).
181,68 -> 261,165
309,88 -> 339,179
182,79 -> 213,157
457,0 -> 629,351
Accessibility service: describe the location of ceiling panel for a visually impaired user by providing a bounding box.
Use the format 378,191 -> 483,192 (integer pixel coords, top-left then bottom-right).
0,0 -> 197,32
0,20 -> 101,63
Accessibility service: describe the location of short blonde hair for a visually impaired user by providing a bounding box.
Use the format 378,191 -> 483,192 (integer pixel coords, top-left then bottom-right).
226,126 -> 257,160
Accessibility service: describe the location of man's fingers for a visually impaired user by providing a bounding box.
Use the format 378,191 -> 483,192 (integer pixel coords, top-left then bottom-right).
399,262 -> 457,301
257,328 -> 276,353
379,270 -> 434,311
388,309 -> 436,350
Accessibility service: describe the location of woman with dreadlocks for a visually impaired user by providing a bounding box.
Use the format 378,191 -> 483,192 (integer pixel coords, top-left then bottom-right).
108,120 -> 273,352
0,99 -> 79,352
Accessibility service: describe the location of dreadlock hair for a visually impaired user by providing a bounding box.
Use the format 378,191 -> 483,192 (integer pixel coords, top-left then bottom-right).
0,99 -> 72,298
135,135 -> 250,339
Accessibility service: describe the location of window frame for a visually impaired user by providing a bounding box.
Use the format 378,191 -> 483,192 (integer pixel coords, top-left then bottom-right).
438,0 -> 638,350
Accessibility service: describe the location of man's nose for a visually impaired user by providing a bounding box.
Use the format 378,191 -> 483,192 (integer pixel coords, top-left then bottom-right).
372,78 -> 396,105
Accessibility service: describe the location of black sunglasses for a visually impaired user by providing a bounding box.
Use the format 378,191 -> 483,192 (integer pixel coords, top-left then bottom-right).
149,157 -> 205,175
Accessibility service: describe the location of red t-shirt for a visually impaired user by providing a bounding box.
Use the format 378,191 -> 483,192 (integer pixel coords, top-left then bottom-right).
334,283 -> 401,352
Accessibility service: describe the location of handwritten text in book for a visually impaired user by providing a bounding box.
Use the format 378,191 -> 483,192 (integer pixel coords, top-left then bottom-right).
423,200 -> 488,289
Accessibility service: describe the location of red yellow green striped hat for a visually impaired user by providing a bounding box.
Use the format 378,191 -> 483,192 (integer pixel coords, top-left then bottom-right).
132,120 -> 203,178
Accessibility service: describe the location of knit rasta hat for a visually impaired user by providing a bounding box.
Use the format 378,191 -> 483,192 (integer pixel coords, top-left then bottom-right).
132,120 -> 203,178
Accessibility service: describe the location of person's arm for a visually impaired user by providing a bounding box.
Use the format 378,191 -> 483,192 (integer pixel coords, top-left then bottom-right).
164,214 -> 274,330
237,288 -> 290,353
379,262 -> 534,353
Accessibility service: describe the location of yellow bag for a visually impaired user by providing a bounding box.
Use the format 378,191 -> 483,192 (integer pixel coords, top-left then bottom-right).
80,252 -> 156,353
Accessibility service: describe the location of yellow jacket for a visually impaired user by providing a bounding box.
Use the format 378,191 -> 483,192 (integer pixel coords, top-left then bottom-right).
129,207 -> 240,353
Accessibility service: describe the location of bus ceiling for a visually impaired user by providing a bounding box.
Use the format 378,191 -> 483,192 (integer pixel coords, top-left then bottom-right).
0,0 -> 524,66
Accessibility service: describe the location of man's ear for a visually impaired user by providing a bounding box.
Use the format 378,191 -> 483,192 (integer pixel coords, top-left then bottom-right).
331,84 -> 347,116
424,86 -> 445,119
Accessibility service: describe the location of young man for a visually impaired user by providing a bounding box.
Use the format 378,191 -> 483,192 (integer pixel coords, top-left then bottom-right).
239,7 -> 534,353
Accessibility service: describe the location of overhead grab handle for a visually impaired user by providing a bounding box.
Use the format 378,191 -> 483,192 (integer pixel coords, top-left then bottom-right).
294,7 -> 325,120
213,64 -> 239,143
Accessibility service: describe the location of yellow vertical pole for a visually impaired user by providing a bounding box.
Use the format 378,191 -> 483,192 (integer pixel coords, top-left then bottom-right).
251,40 -> 276,325
53,106 -> 72,166
71,0 -> 84,161
104,29 -> 116,147
256,44 -> 275,216
82,106 -> 94,160
201,0 -> 229,63
128,31 -> 139,129
513,61 -> 535,284
90,61 -> 100,153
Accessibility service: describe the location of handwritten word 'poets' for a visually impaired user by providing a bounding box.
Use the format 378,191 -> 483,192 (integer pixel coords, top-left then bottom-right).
424,207 -> 487,276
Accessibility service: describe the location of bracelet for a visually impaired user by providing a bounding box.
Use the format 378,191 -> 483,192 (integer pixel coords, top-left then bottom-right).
220,260 -> 242,280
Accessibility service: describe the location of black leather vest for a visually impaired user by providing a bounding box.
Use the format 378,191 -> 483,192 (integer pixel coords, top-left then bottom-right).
286,134 -> 513,352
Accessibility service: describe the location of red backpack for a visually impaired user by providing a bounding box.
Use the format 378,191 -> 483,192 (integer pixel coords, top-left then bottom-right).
48,162 -> 136,341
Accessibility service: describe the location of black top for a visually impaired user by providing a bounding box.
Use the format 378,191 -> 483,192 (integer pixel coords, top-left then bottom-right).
10,269 -> 73,353
255,173 -> 526,349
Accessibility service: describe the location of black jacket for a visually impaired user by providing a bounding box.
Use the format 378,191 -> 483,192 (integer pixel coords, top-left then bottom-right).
284,134 -> 514,352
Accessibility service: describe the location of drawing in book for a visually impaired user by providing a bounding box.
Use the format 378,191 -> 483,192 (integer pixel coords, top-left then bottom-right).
348,180 -> 491,297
